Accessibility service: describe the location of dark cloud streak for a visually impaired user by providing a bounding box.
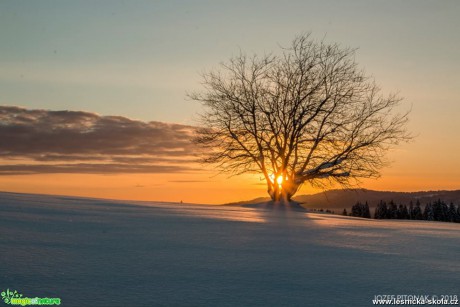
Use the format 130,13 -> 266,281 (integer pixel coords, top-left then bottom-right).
0,163 -> 197,175
0,106 -> 199,175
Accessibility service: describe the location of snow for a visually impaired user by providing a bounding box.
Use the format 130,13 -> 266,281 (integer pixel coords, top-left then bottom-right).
0,192 -> 458,306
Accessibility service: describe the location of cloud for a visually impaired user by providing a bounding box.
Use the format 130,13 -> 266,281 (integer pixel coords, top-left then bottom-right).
0,106 -> 199,175
0,164 -> 196,175
168,180 -> 210,183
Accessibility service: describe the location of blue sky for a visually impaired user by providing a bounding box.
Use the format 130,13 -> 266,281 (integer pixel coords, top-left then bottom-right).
1,0 -> 458,124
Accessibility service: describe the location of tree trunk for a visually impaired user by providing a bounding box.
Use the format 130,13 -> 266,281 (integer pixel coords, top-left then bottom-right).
268,186 -> 293,203
267,180 -> 300,204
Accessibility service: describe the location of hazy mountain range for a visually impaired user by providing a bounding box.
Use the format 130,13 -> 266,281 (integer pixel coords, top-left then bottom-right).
225,189 -> 460,212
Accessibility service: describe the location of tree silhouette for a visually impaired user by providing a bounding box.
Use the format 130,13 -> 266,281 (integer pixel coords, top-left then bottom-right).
398,204 -> 409,219
424,203 -> 434,221
409,201 -> 414,219
413,200 -> 423,220
447,203 -> 457,222
351,202 -> 362,217
191,34 -> 411,202
388,201 -> 398,219
374,200 -> 388,219
363,201 -> 371,218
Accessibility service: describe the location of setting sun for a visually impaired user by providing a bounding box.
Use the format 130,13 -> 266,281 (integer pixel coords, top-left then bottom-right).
276,176 -> 283,185
269,174 -> 285,186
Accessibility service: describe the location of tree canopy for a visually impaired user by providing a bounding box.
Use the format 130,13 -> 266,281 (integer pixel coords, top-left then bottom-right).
190,34 -> 411,202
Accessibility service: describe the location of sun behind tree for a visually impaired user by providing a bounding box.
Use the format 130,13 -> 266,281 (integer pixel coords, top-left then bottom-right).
190,33 -> 411,204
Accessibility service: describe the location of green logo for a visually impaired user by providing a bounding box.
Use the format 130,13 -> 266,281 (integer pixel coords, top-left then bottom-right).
1,289 -> 60,306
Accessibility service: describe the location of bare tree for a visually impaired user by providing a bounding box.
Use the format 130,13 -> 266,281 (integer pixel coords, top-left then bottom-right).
190,34 -> 411,203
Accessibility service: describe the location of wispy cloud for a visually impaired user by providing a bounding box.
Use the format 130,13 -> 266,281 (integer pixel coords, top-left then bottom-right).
168,180 -> 210,183
0,106 -> 199,174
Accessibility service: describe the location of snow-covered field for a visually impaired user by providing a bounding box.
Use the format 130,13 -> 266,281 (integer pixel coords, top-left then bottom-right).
1,192 -> 458,306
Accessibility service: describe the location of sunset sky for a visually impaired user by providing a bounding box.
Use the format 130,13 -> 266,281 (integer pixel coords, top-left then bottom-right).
0,1 -> 459,204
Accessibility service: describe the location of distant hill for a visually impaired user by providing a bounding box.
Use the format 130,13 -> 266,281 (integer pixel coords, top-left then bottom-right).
225,189 -> 460,213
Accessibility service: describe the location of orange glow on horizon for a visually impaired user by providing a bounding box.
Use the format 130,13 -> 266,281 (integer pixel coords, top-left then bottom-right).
0,167 -> 458,206
0,142 -> 459,205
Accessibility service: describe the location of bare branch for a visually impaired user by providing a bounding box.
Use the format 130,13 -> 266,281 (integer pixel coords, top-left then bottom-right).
190,34 -> 412,202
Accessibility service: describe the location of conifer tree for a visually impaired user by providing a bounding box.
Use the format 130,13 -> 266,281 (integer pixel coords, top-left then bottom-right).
447,203 -> 456,223
398,204 -> 409,219
456,204 -> 460,223
413,200 -> 423,220
374,200 -> 387,219
441,200 -> 449,222
424,202 -> 434,221
363,202 -> 371,219
388,201 -> 398,219
351,202 -> 361,217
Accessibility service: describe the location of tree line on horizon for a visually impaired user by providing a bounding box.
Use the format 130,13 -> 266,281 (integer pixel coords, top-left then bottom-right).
343,199 -> 460,223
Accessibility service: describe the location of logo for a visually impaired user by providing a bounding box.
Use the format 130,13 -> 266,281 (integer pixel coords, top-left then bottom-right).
1,289 -> 60,306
